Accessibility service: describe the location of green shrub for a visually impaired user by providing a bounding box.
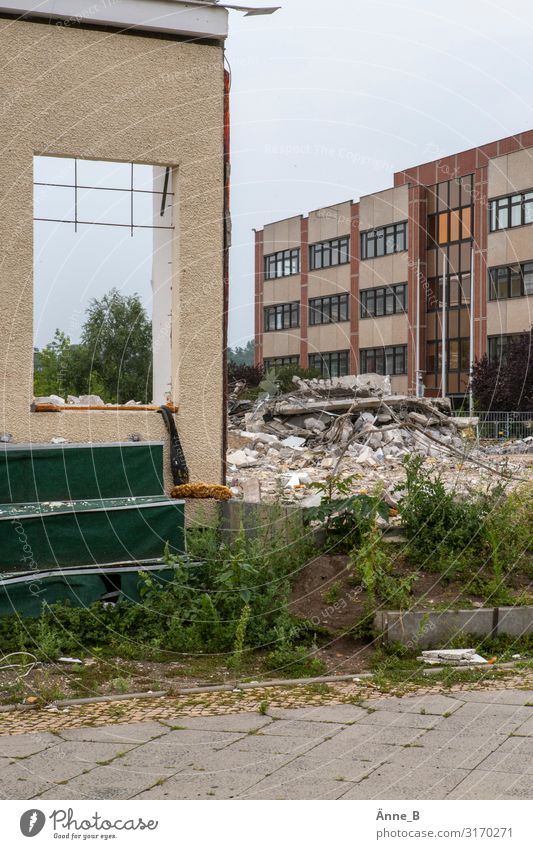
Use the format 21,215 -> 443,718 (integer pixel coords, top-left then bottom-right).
264,644 -> 325,678
304,475 -> 389,553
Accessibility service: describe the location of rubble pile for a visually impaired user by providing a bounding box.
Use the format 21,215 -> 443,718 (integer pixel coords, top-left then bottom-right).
229,374 -> 473,466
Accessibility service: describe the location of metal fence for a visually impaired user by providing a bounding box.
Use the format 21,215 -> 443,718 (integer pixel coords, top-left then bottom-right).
452,410 -> 533,441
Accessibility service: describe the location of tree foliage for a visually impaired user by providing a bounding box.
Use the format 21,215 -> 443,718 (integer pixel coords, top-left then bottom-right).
471,329 -> 532,411
34,289 -> 152,403
228,339 -> 254,365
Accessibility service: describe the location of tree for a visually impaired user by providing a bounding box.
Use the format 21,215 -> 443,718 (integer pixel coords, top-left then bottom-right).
34,290 -> 152,404
81,289 -> 152,404
228,339 -> 254,366
471,329 -> 532,411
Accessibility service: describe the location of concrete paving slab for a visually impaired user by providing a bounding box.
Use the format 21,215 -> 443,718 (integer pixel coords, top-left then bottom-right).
356,709 -> 442,729
0,731 -> 60,758
38,763 -> 171,800
447,769 -> 533,800
419,729 -> 509,752
133,769 -> 268,800
267,704 -> 368,723
381,742 -> 497,771
57,721 -> 170,744
452,690 -> 533,706
160,713 -> 273,733
514,715 -> 533,736
258,719 -> 347,738
340,764 -> 469,800
227,732 -> 319,756
241,775 -> 349,800
363,694 -> 464,715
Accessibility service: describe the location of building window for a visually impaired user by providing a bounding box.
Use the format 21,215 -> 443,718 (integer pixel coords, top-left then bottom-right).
264,248 -> 300,280
427,206 -> 473,246
360,221 -> 407,260
426,339 -> 470,374
426,272 -> 472,311
360,283 -> 407,318
264,302 -> 300,331
488,334 -> 528,365
360,345 -> 407,375
488,262 -> 533,300
309,236 -> 350,270
489,190 -> 533,232
263,355 -> 300,371
309,294 -> 349,325
308,350 -> 349,377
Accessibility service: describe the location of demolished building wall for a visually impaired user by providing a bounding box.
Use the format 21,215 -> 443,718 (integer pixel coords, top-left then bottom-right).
0,14 -> 226,488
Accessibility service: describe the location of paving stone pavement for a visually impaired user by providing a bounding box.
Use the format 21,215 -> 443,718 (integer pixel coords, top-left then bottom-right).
0,687 -> 531,800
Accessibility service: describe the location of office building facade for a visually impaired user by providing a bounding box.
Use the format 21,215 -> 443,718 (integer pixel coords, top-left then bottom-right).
254,131 -> 533,400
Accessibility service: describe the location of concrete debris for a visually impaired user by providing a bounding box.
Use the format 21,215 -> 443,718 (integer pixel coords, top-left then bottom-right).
34,394 -> 65,405
78,395 -> 105,406
0,433 -> 13,443
418,649 -> 488,666
227,375 -> 532,504
51,436 -> 68,444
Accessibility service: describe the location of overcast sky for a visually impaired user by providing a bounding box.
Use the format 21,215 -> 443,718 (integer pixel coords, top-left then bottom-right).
226,0 -> 533,346
34,0 -> 533,349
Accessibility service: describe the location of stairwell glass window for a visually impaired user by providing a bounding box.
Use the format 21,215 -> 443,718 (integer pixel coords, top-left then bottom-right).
489,190 -> 533,231
264,302 -> 300,331
309,236 -> 350,270
264,248 -> 300,280
360,221 -> 407,260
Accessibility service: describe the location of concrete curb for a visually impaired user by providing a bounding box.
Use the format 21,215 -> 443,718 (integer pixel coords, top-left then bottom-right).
375,605 -> 533,648
0,662 -> 524,714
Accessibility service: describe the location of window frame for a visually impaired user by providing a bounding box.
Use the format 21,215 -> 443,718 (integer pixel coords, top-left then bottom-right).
263,301 -> 300,332
308,350 -> 350,378
488,261 -> 533,300
489,189 -> 533,232
360,283 -> 407,318
309,236 -> 350,271
308,293 -> 350,326
263,355 -> 300,371
359,345 -> 407,375
360,221 -> 408,260
264,248 -> 300,280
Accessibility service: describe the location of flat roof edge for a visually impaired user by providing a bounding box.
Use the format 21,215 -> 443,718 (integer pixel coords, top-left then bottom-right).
0,0 -> 228,40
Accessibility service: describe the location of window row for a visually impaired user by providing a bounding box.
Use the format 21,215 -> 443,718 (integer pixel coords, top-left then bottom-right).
489,190 -> 533,232
360,284 -> 407,318
426,273 -> 471,311
359,345 -> 407,375
427,206 -> 472,246
308,350 -> 350,378
309,294 -> 349,325
488,333 -> 529,365
426,338 -> 470,374
263,355 -> 300,371
264,248 -> 300,280
360,221 -> 407,260
489,262 -> 533,300
263,302 -> 300,331
309,236 -> 350,270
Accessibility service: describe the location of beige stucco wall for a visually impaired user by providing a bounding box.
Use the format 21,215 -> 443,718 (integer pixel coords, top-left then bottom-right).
0,17 -> 225,490
359,185 -> 409,231
308,265 -> 351,299
358,315 -> 408,348
488,227 -> 533,267
487,299 -> 533,336
308,201 -> 352,243
308,323 -> 351,354
263,276 -> 302,306
359,253 -> 409,288
263,216 -> 302,253
488,148 -> 533,198
262,332 -> 301,358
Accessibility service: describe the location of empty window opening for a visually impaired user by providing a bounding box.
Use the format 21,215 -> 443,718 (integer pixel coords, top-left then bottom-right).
33,156 -> 174,407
